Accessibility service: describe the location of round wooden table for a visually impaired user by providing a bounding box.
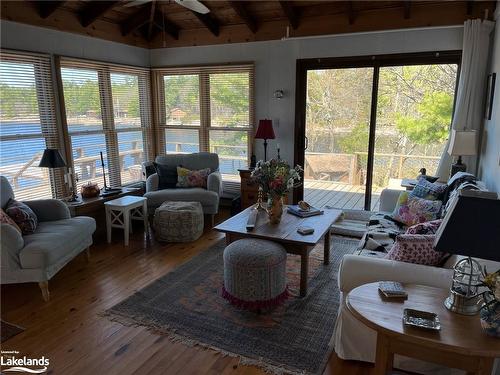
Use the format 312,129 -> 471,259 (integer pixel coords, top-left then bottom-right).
346,283 -> 500,375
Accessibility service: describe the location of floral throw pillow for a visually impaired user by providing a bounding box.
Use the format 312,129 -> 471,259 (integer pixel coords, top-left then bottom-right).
176,167 -> 210,188
385,234 -> 446,266
5,199 -> 38,235
0,208 -> 22,234
410,177 -> 447,200
391,191 -> 442,227
406,219 -> 442,235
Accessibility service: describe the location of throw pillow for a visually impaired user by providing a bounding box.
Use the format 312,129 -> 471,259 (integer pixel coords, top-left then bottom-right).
0,208 -> 22,234
410,177 -> 447,200
153,162 -> 178,189
385,234 -> 446,266
406,219 -> 443,235
391,191 -> 442,227
5,199 -> 38,235
176,167 -> 210,188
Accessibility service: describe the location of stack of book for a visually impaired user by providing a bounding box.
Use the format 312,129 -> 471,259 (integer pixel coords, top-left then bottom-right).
287,205 -> 323,218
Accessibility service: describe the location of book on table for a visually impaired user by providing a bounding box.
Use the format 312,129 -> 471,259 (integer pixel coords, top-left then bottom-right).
287,205 -> 323,218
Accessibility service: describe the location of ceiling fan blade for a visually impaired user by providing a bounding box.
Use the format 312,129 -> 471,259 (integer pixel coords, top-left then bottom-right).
174,0 -> 210,14
124,0 -> 152,7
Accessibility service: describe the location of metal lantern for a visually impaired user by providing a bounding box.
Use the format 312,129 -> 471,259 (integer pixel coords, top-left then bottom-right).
445,257 -> 483,315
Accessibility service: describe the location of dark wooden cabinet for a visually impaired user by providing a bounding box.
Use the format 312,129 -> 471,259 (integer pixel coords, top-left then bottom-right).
238,169 -> 259,209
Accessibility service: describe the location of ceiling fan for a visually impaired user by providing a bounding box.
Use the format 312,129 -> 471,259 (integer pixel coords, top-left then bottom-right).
124,0 -> 210,14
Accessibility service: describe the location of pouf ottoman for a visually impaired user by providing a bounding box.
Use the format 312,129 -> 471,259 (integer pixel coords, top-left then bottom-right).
153,201 -> 203,242
222,238 -> 288,310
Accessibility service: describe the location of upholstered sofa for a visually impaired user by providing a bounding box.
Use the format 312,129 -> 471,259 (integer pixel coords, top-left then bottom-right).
143,153 -> 223,218
333,175 -> 500,374
0,176 -> 96,301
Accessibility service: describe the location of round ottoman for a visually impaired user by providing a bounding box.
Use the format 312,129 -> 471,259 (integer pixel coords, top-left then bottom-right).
153,201 -> 203,242
222,239 -> 288,310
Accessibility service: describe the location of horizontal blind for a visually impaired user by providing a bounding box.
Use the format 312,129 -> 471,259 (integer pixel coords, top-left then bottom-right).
59,58 -> 153,189
0,50 -> 64,200
153,64 -> 255,195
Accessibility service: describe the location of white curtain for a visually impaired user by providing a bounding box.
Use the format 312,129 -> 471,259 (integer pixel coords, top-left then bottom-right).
436,19 -> 495,180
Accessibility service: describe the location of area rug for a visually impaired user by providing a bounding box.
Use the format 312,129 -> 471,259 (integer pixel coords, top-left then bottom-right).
104,235 -> 358,375
1,320 -> 25,343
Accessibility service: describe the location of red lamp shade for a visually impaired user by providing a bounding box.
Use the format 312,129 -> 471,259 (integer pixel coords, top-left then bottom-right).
255,119 -> 275,140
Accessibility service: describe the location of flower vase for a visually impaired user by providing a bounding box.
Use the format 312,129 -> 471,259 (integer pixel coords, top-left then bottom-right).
267,195 -> 284,225
480,300 -> 500,338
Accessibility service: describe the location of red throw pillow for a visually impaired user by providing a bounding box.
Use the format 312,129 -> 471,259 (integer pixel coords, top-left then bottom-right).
0,208 -> 22,234
385,234 -> 446,266
5,199 -> 38,235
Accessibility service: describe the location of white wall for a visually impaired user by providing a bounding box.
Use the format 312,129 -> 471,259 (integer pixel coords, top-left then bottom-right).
1,21 -> 150,67
151,26 -> 464,163
478,9 -> 500,193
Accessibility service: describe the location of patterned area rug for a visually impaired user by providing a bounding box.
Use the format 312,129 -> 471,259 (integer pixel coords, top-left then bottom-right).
1,320 -> 25,343
104,235 -> 358,375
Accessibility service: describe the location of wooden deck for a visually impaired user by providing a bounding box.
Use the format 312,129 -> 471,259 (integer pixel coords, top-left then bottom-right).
304,179 -> 381,211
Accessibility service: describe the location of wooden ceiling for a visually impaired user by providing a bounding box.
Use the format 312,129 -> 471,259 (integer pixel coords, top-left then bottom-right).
1,1 -> 496,49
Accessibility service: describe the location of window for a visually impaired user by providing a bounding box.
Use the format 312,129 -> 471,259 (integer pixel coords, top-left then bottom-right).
154,65 -> 254,193
59,58 -> 152,189
0,51 -> 63,200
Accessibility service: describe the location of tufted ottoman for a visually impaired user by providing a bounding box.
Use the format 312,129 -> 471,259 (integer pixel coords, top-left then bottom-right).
222,239 -> 288,310
153,201 -> 203,242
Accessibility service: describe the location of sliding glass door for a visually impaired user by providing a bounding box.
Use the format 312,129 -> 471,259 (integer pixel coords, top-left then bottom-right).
295,52 -> 460,210
304,68 -> 373,210
372,64 -> 458,200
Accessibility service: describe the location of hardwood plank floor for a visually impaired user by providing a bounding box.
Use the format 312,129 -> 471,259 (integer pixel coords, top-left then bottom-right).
1,211 -> 374,375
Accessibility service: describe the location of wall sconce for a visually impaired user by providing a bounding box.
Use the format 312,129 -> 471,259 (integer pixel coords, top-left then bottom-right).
273,89 -> 284,99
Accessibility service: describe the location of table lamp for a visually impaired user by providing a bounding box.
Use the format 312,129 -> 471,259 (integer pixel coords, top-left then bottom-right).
38,148 -> 66,169
434,190 -> 500,315
447,130 -> 477,178
255,119 -> 275,162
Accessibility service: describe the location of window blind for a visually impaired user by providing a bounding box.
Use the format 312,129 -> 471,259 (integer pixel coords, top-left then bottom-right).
58,58 -> 153,190
153,64 -> 255,195
0,50 -> 64,200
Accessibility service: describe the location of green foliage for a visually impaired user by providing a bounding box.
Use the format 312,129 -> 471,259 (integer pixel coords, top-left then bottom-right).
62,80 -> 101,116
337,122 -> 369,154
395,91 -> 453,145
0,84 -> 39,118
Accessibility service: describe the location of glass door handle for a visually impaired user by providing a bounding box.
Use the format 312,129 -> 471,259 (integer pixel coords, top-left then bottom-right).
304,136 -> 309,150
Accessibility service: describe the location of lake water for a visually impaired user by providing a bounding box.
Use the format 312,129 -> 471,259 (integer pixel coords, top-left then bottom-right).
1,122 -> 246,189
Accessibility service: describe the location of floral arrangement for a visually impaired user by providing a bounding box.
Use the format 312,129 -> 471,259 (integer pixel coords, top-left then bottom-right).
251,159 -> 303,198
482,268 -> 500,306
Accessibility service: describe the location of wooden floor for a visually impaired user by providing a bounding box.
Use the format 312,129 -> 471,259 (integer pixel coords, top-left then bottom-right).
304,180 -> 381,211
0,212 -> 376,375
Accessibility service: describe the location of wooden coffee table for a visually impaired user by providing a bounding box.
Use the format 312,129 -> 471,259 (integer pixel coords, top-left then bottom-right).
346,283 -> 500,375
214,205 -> 342,297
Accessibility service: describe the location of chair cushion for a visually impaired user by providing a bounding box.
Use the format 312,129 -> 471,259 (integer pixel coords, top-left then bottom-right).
5,199 -> 38,235
176,167 -> 210,188
0,208 -> 21,234
410,177 -> 447,200
391,191 -> 442,226
19,217 -> 96,269
385,234 -> 446,266
145,188 -> 218,209
154,162 -> 177,189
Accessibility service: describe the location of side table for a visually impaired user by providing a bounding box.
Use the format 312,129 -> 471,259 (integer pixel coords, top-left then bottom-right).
346,283 -> 500,375
104,196 -> 148,246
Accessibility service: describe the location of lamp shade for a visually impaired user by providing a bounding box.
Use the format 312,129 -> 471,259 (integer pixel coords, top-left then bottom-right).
255,119 -> 275,140
38,148 -> 66,168
447,130 -> 477,156
434,191 -> 500,262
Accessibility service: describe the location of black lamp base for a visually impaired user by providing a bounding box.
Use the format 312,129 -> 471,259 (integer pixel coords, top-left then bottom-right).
450,156 -> 466,178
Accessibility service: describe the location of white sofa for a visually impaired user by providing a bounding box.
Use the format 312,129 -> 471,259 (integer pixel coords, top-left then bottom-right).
333,188 -> 500,374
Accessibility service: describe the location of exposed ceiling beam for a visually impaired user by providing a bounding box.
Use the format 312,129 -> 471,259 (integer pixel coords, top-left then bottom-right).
229,1 -> 257,34
347,1 -> 355,25
466,1 -> 474,15
404,1 -> 411,19
121,5 -> 151,36
192,10 -> 219,37
279,1 -> 299,29
147,1 -> 157,40
34,1 -> 65,19
79,1 -> 118,27
153,10 -> 180,40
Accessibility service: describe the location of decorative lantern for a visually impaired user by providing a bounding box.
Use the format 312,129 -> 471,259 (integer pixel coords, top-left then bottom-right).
445,257 -> 483,315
